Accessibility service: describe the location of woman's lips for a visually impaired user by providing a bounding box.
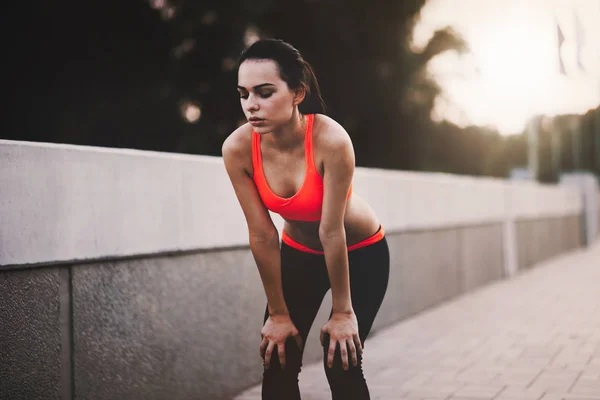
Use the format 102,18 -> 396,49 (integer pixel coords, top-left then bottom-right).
249,118 -> 265,126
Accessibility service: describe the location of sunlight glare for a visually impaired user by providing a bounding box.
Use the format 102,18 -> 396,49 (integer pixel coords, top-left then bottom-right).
413,0 -> 600,135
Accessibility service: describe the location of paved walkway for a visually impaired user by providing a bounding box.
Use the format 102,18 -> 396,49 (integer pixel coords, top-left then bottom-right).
235,241 -> 600,400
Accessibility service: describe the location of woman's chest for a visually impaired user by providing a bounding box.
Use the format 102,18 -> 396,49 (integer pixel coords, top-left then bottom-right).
261,148 -> 313,198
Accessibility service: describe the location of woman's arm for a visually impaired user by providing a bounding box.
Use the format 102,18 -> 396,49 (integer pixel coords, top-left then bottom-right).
319,124 -> 355,314
222,133 -> 288,316
222,131 -> 302,369
317,120 -> 362,370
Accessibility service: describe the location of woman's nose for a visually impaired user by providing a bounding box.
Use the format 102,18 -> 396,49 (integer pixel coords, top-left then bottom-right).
246,95 -> 259,111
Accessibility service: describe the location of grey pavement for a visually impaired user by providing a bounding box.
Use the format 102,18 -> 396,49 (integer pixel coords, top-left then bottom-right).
235,241 -> 600,400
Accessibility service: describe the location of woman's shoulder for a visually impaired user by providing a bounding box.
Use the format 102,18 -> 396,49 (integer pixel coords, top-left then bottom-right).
222,123 -> 253,157
312,113 -> 353,154
222,123 -> 254,169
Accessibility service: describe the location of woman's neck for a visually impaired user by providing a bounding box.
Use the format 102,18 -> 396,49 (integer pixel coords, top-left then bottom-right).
264,111 -> 306,151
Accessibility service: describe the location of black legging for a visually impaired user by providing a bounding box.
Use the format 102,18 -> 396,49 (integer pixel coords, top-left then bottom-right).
261,237 -> 390,400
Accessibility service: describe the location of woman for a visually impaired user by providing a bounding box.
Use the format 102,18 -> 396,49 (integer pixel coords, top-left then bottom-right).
222,38 -> 389,400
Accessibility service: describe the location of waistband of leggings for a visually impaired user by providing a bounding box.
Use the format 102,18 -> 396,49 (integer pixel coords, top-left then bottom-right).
281,225 -> 385,255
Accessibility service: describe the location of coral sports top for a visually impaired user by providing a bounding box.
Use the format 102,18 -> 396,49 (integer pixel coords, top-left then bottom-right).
251,114 -> 352,222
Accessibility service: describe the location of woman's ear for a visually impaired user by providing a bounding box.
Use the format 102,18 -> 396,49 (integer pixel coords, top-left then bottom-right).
293,86 -> 307,106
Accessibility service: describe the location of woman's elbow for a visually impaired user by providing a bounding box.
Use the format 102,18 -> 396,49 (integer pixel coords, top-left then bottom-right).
249,228 -> 279,246
318,225 -> 345,245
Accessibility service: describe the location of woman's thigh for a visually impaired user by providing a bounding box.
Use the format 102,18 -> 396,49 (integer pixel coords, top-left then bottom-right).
263,244 -> 331,346
346,238 -> 390,343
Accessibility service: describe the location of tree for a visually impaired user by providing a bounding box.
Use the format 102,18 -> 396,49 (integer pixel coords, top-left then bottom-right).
3,0 -> 556,180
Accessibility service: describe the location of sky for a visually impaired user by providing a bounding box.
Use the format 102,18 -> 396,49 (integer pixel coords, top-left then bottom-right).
411,0 -> 600,135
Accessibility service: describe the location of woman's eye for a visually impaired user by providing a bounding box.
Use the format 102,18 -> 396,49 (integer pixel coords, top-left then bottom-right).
239,93 -> 248,99
259,92 -> 273,99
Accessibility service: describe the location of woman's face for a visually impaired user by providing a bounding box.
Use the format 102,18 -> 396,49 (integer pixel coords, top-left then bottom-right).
237,59 -> 300,134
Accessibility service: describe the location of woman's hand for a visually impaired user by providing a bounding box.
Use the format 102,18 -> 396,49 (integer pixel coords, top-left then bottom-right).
260,314 -> 303,369
320,311 -> 363,370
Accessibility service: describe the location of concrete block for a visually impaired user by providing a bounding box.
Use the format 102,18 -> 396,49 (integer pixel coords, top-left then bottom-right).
0,267 -> 65,400
458,224 -> 504,292
72,249 -> 265,400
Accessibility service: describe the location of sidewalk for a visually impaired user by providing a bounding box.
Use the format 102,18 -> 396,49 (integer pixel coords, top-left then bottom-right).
235,241 -> 600,400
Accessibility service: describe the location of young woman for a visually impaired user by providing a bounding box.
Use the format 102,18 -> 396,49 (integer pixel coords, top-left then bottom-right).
222,38 -> 390,400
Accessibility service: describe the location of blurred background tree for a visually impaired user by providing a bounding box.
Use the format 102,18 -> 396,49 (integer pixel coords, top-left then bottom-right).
2,0 -> 598,179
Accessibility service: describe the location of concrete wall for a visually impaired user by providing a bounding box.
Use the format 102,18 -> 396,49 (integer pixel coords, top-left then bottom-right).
515,215 -> 582,270
70,251 -> 263,400
0,140 -> 583,268
0,226 -> 507,400
0,268 -> 69,400
560,173 -> 599,245
0,139 -> 591,400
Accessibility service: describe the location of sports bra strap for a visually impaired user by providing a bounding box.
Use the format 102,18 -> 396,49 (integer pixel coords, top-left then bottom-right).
305,114 -> 317,173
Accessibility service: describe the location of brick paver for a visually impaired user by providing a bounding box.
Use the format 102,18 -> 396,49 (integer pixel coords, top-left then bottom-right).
235,242 -> 600,400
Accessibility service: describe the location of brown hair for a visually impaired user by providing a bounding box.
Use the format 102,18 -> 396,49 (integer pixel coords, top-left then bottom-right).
238,38 -> 327,114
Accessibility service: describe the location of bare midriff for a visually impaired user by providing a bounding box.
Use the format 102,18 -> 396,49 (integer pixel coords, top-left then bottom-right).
282,192 -> 381,253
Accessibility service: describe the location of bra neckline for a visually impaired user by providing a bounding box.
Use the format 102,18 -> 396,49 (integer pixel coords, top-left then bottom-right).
255,114 -> 315,201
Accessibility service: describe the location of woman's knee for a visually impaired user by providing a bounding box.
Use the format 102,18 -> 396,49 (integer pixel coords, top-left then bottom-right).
321,337 -> 366,380
263,339 -> 303,377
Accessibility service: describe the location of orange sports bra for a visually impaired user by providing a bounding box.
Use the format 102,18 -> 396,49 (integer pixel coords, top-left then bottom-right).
252,114 -> 352,222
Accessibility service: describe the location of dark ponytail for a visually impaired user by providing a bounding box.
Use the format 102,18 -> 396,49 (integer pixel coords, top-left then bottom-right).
238,38 -> 327,114
300,59 -> 327,114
